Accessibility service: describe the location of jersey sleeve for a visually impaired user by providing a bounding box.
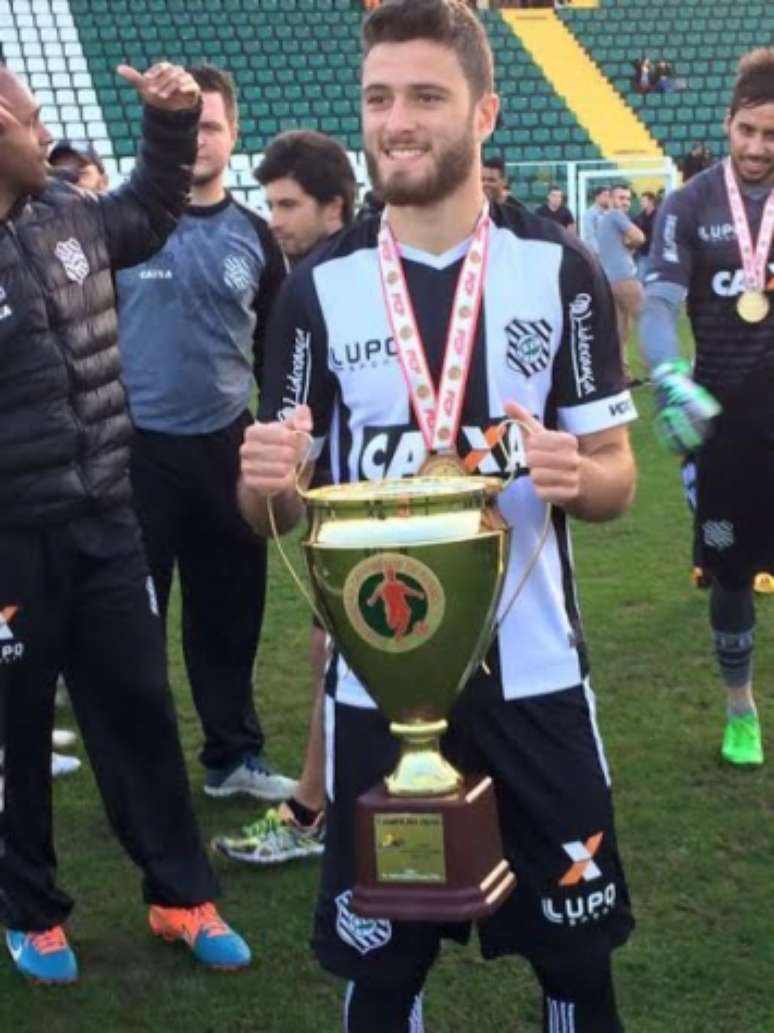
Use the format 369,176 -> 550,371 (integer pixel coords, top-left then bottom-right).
644,186 -> 696,289
551,245 -> 637,436
251,218 -> 288,387
257,270 -> 335,462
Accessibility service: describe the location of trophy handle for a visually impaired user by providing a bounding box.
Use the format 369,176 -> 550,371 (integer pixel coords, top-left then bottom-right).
265,430 -> 330,630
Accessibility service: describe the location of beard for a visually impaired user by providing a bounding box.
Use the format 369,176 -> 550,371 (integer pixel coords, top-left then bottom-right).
191,162 -> 225,188
365,123 -> 477,207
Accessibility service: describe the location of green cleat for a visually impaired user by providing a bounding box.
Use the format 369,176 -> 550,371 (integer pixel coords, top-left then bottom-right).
211,804 -> 325,866
721,714 -> 764,767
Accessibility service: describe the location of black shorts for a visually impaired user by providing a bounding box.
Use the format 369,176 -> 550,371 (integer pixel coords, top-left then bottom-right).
696,419 -> 774,577
313,685 -> 634,986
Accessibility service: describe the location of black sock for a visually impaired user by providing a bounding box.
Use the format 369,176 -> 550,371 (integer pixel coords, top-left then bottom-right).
286,797 -> 321,828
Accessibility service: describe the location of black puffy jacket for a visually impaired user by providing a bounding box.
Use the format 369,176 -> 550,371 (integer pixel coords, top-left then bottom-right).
0,103 -> 199,530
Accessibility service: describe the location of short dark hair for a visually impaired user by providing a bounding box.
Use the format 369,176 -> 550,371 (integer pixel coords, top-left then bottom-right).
547,184 -> 562,195
482,154 -> 506,174
592,184 -> 610,198
255,130 -> 357,225
611,182 -> 631,193
729,47 -> 774,116
362,0 -> 494,99
641,191 -> 656,203
187,65 -> 238,126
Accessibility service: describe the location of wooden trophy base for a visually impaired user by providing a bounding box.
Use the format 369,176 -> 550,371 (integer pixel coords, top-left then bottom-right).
350,774 -> 516,923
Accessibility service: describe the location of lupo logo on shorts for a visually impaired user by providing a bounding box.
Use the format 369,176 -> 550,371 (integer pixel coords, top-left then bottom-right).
335,890 -> 392,955
541,832 -> 617,929
0,605 -> 25,665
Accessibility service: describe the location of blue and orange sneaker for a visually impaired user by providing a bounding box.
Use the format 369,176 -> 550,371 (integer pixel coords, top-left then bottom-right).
148,902 -> 251,970
6,926 -> 78,984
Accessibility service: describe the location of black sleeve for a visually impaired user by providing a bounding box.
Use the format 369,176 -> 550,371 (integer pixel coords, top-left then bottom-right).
95,102 -> 201,271
257,269 -> 336,461
645,185 -> 696,290
250,217 -> 288,387
550,245 -> 635,436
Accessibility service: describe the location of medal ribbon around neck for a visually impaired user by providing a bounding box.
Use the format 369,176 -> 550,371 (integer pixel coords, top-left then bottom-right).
723,157 -> 774,293
377,202 -> 490,454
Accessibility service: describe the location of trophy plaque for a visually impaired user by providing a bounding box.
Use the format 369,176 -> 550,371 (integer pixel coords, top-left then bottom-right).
300,476 -> 517,922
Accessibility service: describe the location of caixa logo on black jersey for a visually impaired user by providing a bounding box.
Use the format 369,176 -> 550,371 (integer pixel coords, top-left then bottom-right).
358,421 -> 526,480
330,336 -> 398,371
712,262 -> 774,298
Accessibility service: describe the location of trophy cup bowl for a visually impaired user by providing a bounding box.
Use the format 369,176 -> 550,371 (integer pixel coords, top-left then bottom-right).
301,476 -> 517,922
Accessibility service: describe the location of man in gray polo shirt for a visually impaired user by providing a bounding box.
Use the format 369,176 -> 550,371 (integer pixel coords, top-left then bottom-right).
117,66 -> 296,802
597,183 -> 645,383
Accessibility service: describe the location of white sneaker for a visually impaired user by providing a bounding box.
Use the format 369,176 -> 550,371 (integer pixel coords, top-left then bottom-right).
51,753 -> 81,778
204,756 -> 298,802
52,728 -> 77,749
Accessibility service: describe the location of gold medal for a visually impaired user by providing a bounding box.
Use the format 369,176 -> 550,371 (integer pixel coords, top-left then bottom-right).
419,451 -> 469,478
736,290 -> 770,323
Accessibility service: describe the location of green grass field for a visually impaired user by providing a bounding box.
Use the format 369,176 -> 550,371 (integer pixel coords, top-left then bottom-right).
2,335 -> 773,1033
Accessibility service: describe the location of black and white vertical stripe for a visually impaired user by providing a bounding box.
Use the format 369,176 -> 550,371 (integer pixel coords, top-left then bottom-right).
547,996 -> 577,1033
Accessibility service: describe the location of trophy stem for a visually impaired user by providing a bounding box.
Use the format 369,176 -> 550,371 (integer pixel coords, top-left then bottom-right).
385,719 -> 462,797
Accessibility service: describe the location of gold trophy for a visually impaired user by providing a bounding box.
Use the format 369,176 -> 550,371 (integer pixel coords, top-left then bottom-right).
300,475 -> 517,922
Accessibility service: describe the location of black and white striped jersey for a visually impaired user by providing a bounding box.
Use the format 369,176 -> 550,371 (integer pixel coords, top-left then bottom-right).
259,201 -> 636,708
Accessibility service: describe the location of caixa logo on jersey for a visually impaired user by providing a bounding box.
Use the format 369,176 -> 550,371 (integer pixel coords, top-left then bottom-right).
712,262 -> 774,298
0,605 -> 24,665
541,832 -> 617,929
358,421 -> 526,481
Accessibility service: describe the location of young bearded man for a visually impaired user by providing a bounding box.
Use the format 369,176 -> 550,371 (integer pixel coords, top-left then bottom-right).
641,47 -> 774,768
116,66 -> 295,804
0,61 -> 249,986
238,2 -> 637,1030
213,129 -> 356,866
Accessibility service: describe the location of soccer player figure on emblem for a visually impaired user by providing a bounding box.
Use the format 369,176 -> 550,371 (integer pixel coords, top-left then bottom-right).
238,1 -> 637,1030
641,47 -> 774,769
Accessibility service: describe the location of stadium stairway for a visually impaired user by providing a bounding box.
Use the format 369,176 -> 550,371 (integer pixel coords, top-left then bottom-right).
501,8 -> 663,163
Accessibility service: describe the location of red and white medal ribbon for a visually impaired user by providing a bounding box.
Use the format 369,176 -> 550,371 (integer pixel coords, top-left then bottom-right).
723,157 -> 774,292
377,203 -> 490,453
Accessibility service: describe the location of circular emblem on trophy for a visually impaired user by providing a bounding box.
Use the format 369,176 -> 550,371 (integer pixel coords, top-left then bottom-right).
343,553 -> 446,653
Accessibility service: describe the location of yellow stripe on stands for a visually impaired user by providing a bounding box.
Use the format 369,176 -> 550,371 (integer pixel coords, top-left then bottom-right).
501,9 -> 664,162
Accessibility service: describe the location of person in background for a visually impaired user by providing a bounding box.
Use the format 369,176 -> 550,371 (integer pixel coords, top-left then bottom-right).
597,183 -> 645,384
581,184 -> 610,255
116,65 -> 296,804
535,184 -> 575,232
48,140 -> 108,191
481,153 -> 519,209
640,46 -> 774,768
0,59 -> 250,988
633,190 -> 658,281
213,128 -> 356,867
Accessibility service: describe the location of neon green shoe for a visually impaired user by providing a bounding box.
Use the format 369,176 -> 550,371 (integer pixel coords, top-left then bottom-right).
721,714 -> 764,766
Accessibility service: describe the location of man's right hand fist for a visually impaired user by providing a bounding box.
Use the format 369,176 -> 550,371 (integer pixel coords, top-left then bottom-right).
240,405 -> 313,497
652,359 -> 721,456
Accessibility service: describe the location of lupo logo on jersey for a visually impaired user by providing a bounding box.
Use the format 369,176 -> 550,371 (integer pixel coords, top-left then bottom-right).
504,317 -> 552,377
343,554 -> 446,654
0,605 -> 24,665
541,832 -> 617,928
330,336 -> 398,371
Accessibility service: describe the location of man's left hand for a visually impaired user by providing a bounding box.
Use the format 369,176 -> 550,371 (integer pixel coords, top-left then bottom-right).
505,401 -> 581,507
116,63 -> 200,112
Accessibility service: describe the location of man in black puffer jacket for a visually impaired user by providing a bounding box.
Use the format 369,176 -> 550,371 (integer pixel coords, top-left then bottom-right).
0,62 -> 251,985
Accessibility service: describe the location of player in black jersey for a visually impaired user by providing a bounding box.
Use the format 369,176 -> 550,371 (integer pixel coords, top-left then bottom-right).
238,2 -> 637,1030
641,48 -> 774,767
